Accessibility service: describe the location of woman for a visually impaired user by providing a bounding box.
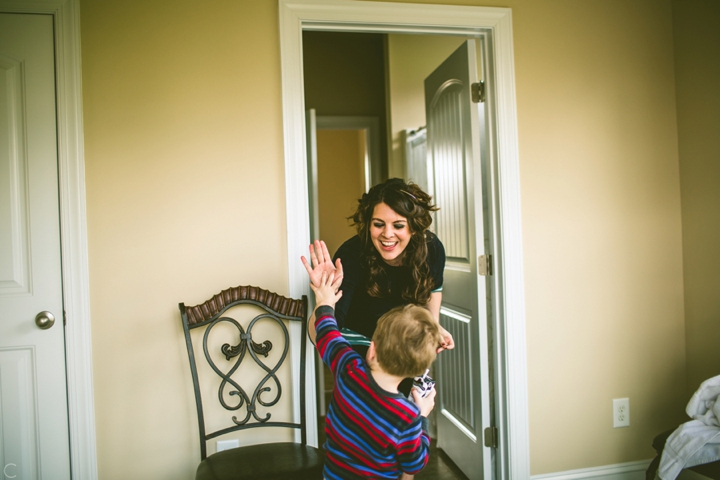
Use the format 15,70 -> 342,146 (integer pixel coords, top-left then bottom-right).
302,178 -> 454,354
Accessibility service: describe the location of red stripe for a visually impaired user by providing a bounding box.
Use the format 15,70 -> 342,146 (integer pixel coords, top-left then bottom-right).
347,367 -> 417,422
325,417 -> 395,471
333,392 -> 389,450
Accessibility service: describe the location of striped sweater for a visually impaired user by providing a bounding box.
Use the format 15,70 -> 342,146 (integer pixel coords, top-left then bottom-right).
315,305 -> 430,479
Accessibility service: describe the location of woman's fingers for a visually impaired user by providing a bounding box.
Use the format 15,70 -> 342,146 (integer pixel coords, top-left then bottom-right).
436,328 -> 455,352
314,239 -> 325,264
334,258 -> 343,278
320,240 -> 332,263
301,255 -> 313,275
309,243 -> 320,267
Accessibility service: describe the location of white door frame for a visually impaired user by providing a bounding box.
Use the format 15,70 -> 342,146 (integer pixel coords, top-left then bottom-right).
279,1 -> 529,479
0,0 -> 97,478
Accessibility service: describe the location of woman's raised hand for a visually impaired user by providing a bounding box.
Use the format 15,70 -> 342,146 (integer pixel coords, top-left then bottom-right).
301,240 -> 343,288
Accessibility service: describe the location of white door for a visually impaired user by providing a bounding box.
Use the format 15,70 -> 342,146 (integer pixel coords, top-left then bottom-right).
425,40 -> 491,480
0,13 -> 72,479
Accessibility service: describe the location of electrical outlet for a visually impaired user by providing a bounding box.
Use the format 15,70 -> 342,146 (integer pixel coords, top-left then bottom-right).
613,398 -> 630,428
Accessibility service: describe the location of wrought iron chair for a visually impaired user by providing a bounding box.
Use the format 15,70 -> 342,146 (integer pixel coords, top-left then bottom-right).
179,285 -> 324,480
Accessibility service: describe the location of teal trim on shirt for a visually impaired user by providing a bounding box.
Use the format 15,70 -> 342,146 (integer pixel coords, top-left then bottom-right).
339,328 -> 371,347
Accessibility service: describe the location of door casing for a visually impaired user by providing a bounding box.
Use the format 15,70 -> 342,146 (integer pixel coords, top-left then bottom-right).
0,0 -> 97,478
279,1 -> 529,479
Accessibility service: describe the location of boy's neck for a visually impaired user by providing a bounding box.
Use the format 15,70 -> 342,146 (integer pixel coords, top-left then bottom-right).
369,365 -> 405,394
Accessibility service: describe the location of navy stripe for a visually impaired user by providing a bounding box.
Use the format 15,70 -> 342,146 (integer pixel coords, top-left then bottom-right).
315,306 -> 430,479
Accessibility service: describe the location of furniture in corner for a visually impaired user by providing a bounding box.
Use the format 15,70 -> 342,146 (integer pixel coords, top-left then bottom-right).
179,285 -> 324,480
646,428 -> 720,480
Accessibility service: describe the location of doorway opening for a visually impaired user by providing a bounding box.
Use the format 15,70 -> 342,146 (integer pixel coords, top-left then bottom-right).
279,2 -> 529,480
304,30 -> 491,480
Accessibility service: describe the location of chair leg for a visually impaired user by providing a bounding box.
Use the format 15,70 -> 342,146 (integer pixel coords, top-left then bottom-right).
646,455 -> 660,480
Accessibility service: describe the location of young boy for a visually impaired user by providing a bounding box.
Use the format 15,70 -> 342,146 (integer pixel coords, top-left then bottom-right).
308,269 -> 440,479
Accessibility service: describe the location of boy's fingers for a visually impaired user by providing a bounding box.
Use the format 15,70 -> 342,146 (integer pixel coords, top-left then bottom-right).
411,389 -> 420,402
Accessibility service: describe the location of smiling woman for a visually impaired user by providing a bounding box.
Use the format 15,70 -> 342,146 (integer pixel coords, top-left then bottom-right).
328,178 -> 453,354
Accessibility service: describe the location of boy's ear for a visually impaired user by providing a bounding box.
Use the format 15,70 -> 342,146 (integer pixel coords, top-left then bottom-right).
366,341 -> 376,363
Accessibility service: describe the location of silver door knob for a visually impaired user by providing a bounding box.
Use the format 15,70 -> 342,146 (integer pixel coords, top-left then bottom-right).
35,311 -> 55,330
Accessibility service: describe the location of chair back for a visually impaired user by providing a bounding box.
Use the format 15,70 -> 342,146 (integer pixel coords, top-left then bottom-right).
179,286 -> 309,460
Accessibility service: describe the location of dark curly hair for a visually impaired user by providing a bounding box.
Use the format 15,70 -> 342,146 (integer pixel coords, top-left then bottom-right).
350,178 -> 439,305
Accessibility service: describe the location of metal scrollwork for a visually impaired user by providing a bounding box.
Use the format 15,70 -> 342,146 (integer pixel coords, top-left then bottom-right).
202,313 -> 289,426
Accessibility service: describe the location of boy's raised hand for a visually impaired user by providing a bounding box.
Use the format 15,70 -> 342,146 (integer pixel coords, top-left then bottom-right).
301,240 -> 343,288
310,271 -> 343,309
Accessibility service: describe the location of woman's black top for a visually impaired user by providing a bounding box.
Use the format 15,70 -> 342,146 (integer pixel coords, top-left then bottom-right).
332,232 -> 445,340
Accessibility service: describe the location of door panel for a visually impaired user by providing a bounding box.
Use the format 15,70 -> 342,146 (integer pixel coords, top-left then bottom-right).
425,40 -> 490,480
0,13 -> 71,480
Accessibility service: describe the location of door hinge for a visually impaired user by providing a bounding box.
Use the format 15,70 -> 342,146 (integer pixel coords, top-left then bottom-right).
63,310 -> 67,326
471,82 -> 485,103
478,254 -> 493,276
484,426 -> 498,448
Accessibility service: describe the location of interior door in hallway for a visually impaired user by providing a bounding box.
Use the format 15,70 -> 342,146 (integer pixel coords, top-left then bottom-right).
425,40 -> 491,480
0,13 -> 71,480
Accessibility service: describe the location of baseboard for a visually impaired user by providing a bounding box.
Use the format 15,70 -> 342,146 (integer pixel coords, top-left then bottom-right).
531,459 -> 653,480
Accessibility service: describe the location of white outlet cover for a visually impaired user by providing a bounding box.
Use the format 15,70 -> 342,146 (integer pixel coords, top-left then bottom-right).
613,398 -> 630,428
217,439 -> 239,452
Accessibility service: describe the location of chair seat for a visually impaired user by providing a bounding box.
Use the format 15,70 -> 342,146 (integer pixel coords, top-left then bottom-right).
196,442 -> 325,480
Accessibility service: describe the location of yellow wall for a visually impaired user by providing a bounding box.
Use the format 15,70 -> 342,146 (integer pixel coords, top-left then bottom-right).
386,4 -> 686,472
672,0 -> 720,395
78,0 -> 696,478
304,31 -> 390,176
498,0 -> 686,473
80,1 -> 287,478
317,129 -> 366,255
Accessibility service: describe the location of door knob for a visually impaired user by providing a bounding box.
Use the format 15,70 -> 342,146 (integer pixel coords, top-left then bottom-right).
35,311 -> 55,330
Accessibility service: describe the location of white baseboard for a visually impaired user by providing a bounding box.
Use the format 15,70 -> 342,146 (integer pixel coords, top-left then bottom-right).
531,459 -> 653,480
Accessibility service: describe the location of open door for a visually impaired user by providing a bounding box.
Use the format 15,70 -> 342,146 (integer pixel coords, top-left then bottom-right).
425,40 -> 492,479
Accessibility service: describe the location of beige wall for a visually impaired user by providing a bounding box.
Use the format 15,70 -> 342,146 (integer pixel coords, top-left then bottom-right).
79,0 -> 693,478
317,129 -> 366,255
304,31 -> 390,177
386,3 -> 687,473
672,0 -> 720,395
506,0 -> 686,473
80,1 -> 287,478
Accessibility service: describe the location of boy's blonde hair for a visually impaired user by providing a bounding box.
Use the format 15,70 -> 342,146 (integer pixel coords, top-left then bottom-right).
372,304 -> 440,377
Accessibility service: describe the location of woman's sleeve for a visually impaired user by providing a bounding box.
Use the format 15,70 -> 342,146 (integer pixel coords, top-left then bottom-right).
332,239 -> 359,328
